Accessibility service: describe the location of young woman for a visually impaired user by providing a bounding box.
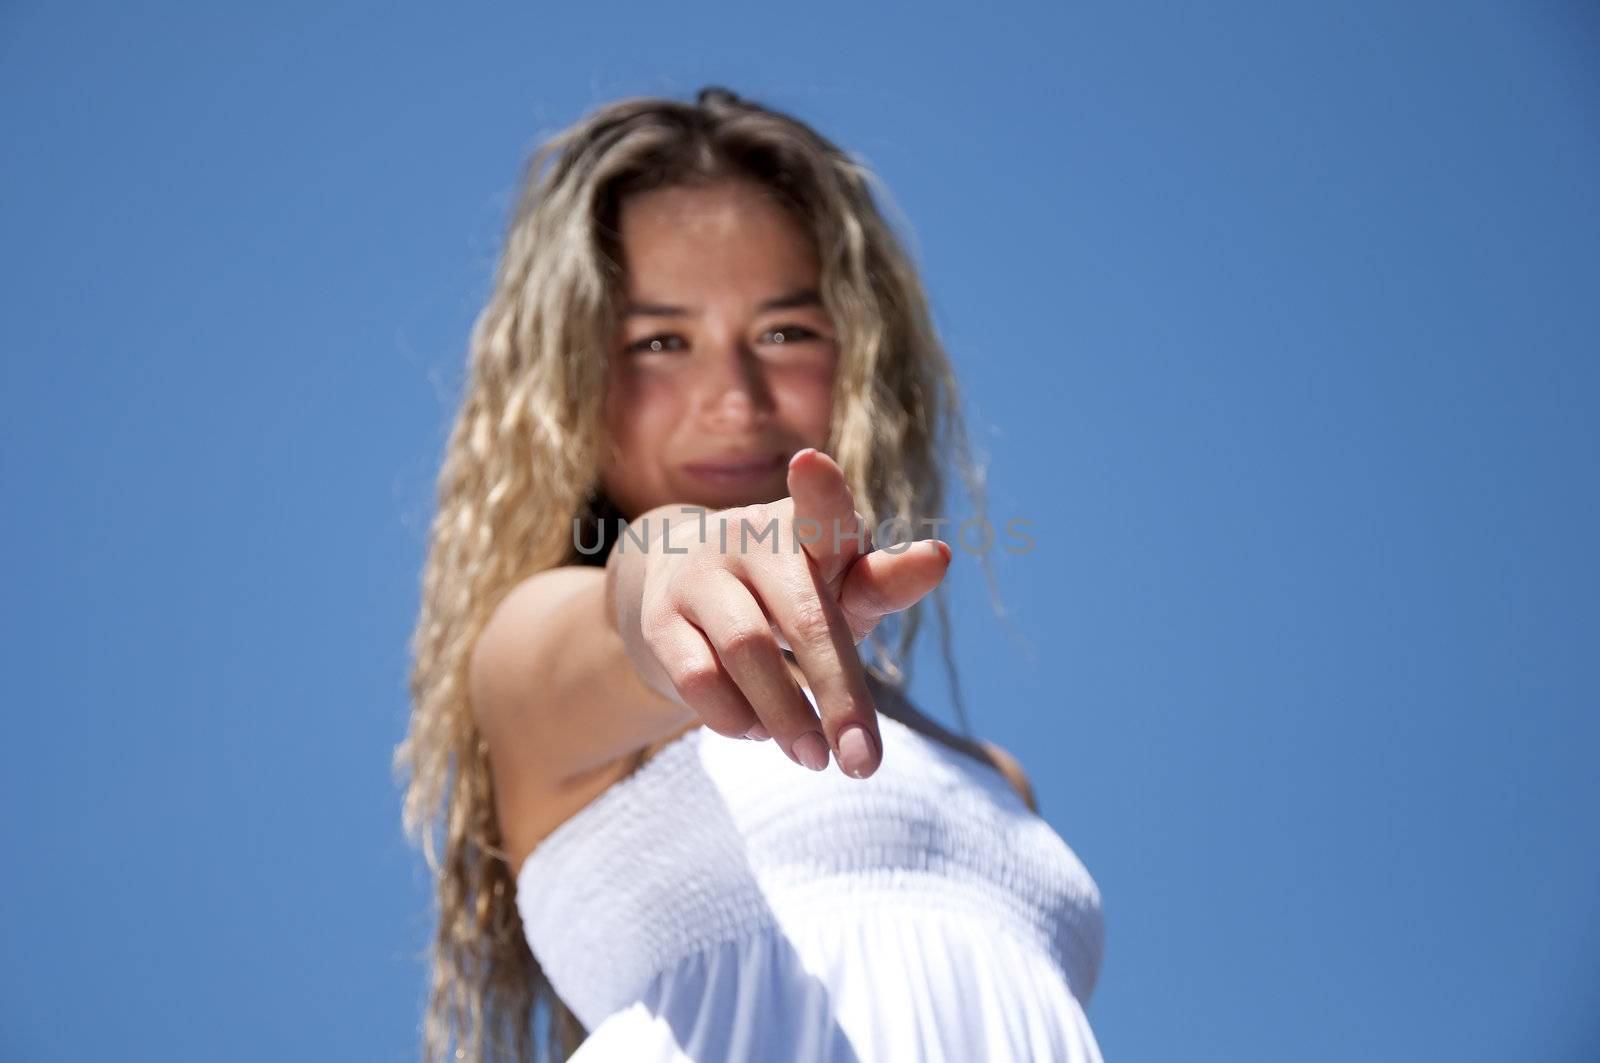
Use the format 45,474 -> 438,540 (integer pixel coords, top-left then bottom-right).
394,86 -> 1105,1062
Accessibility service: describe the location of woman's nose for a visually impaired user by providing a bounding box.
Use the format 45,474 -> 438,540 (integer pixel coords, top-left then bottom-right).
694,343 -> 772,430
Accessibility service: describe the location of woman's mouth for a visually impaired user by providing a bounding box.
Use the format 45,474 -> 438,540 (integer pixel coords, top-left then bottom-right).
681,452 -> 787,486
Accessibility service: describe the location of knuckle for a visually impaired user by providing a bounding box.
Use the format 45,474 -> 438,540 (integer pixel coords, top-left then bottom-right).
668,564 -> 723,609
678,550 -> 719,580
670,659 -> 723,702
788,603 -> 834,646
638,602 -> 674,636
718,622 -> 773,663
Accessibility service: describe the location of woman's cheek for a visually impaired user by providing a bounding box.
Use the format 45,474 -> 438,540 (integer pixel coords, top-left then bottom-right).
608,366 -> 678,436
775,364 -> 837,435
628,376 -> 687,435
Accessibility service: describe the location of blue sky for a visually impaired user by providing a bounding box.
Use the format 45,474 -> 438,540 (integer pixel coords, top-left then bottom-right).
2,2 -> 1596,1060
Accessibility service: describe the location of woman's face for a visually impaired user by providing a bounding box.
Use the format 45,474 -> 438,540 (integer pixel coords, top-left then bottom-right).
601,177 -> 839,519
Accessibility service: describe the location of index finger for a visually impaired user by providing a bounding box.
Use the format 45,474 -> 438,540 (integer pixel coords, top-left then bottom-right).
787,448 -> 870,586
738,551 -> 882,778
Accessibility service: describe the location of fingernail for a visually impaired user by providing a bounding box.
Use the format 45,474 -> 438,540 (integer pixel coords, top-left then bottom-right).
837,724 -> 877,778
789,448 -> 814,470
791,730 -> 830,772
744,721 -> 770,741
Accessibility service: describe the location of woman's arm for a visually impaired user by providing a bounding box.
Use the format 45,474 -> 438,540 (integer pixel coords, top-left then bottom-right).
469,505 -> 718,867
469,450 -> 951,862
468,514 -> 703,788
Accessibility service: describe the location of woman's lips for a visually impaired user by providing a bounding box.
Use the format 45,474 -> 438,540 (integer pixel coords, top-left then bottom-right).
681,452 -> 787,486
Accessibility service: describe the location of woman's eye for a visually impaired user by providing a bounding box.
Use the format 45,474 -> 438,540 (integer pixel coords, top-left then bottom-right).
628,334 -> 686,354
762,325 -> 816,345
626,327 -> 821,355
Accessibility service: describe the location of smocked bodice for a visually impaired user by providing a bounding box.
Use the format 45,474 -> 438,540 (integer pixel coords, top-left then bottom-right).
514,689 -> 1105,1061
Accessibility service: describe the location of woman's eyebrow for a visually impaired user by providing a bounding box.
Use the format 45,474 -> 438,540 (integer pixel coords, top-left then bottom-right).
622,288 -> 822,318
759,288 -> 822,312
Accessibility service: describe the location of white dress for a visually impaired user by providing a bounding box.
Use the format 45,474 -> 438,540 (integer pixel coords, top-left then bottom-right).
515,686 -> 1106,1061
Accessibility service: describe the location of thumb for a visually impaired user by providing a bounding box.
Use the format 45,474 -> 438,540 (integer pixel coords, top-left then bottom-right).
836,540 -> 953,639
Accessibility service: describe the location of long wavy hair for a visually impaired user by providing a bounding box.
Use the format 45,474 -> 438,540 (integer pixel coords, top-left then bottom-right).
392,84 -> 1002,1062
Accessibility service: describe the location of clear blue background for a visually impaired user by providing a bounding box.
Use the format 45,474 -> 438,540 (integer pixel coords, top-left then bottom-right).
2,2 -> 1595,1060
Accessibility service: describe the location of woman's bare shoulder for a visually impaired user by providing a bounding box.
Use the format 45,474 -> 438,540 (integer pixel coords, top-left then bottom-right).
500,720 -> 698,876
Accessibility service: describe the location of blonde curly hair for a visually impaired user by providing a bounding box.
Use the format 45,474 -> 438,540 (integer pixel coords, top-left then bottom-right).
392,84 -> 1000,1061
